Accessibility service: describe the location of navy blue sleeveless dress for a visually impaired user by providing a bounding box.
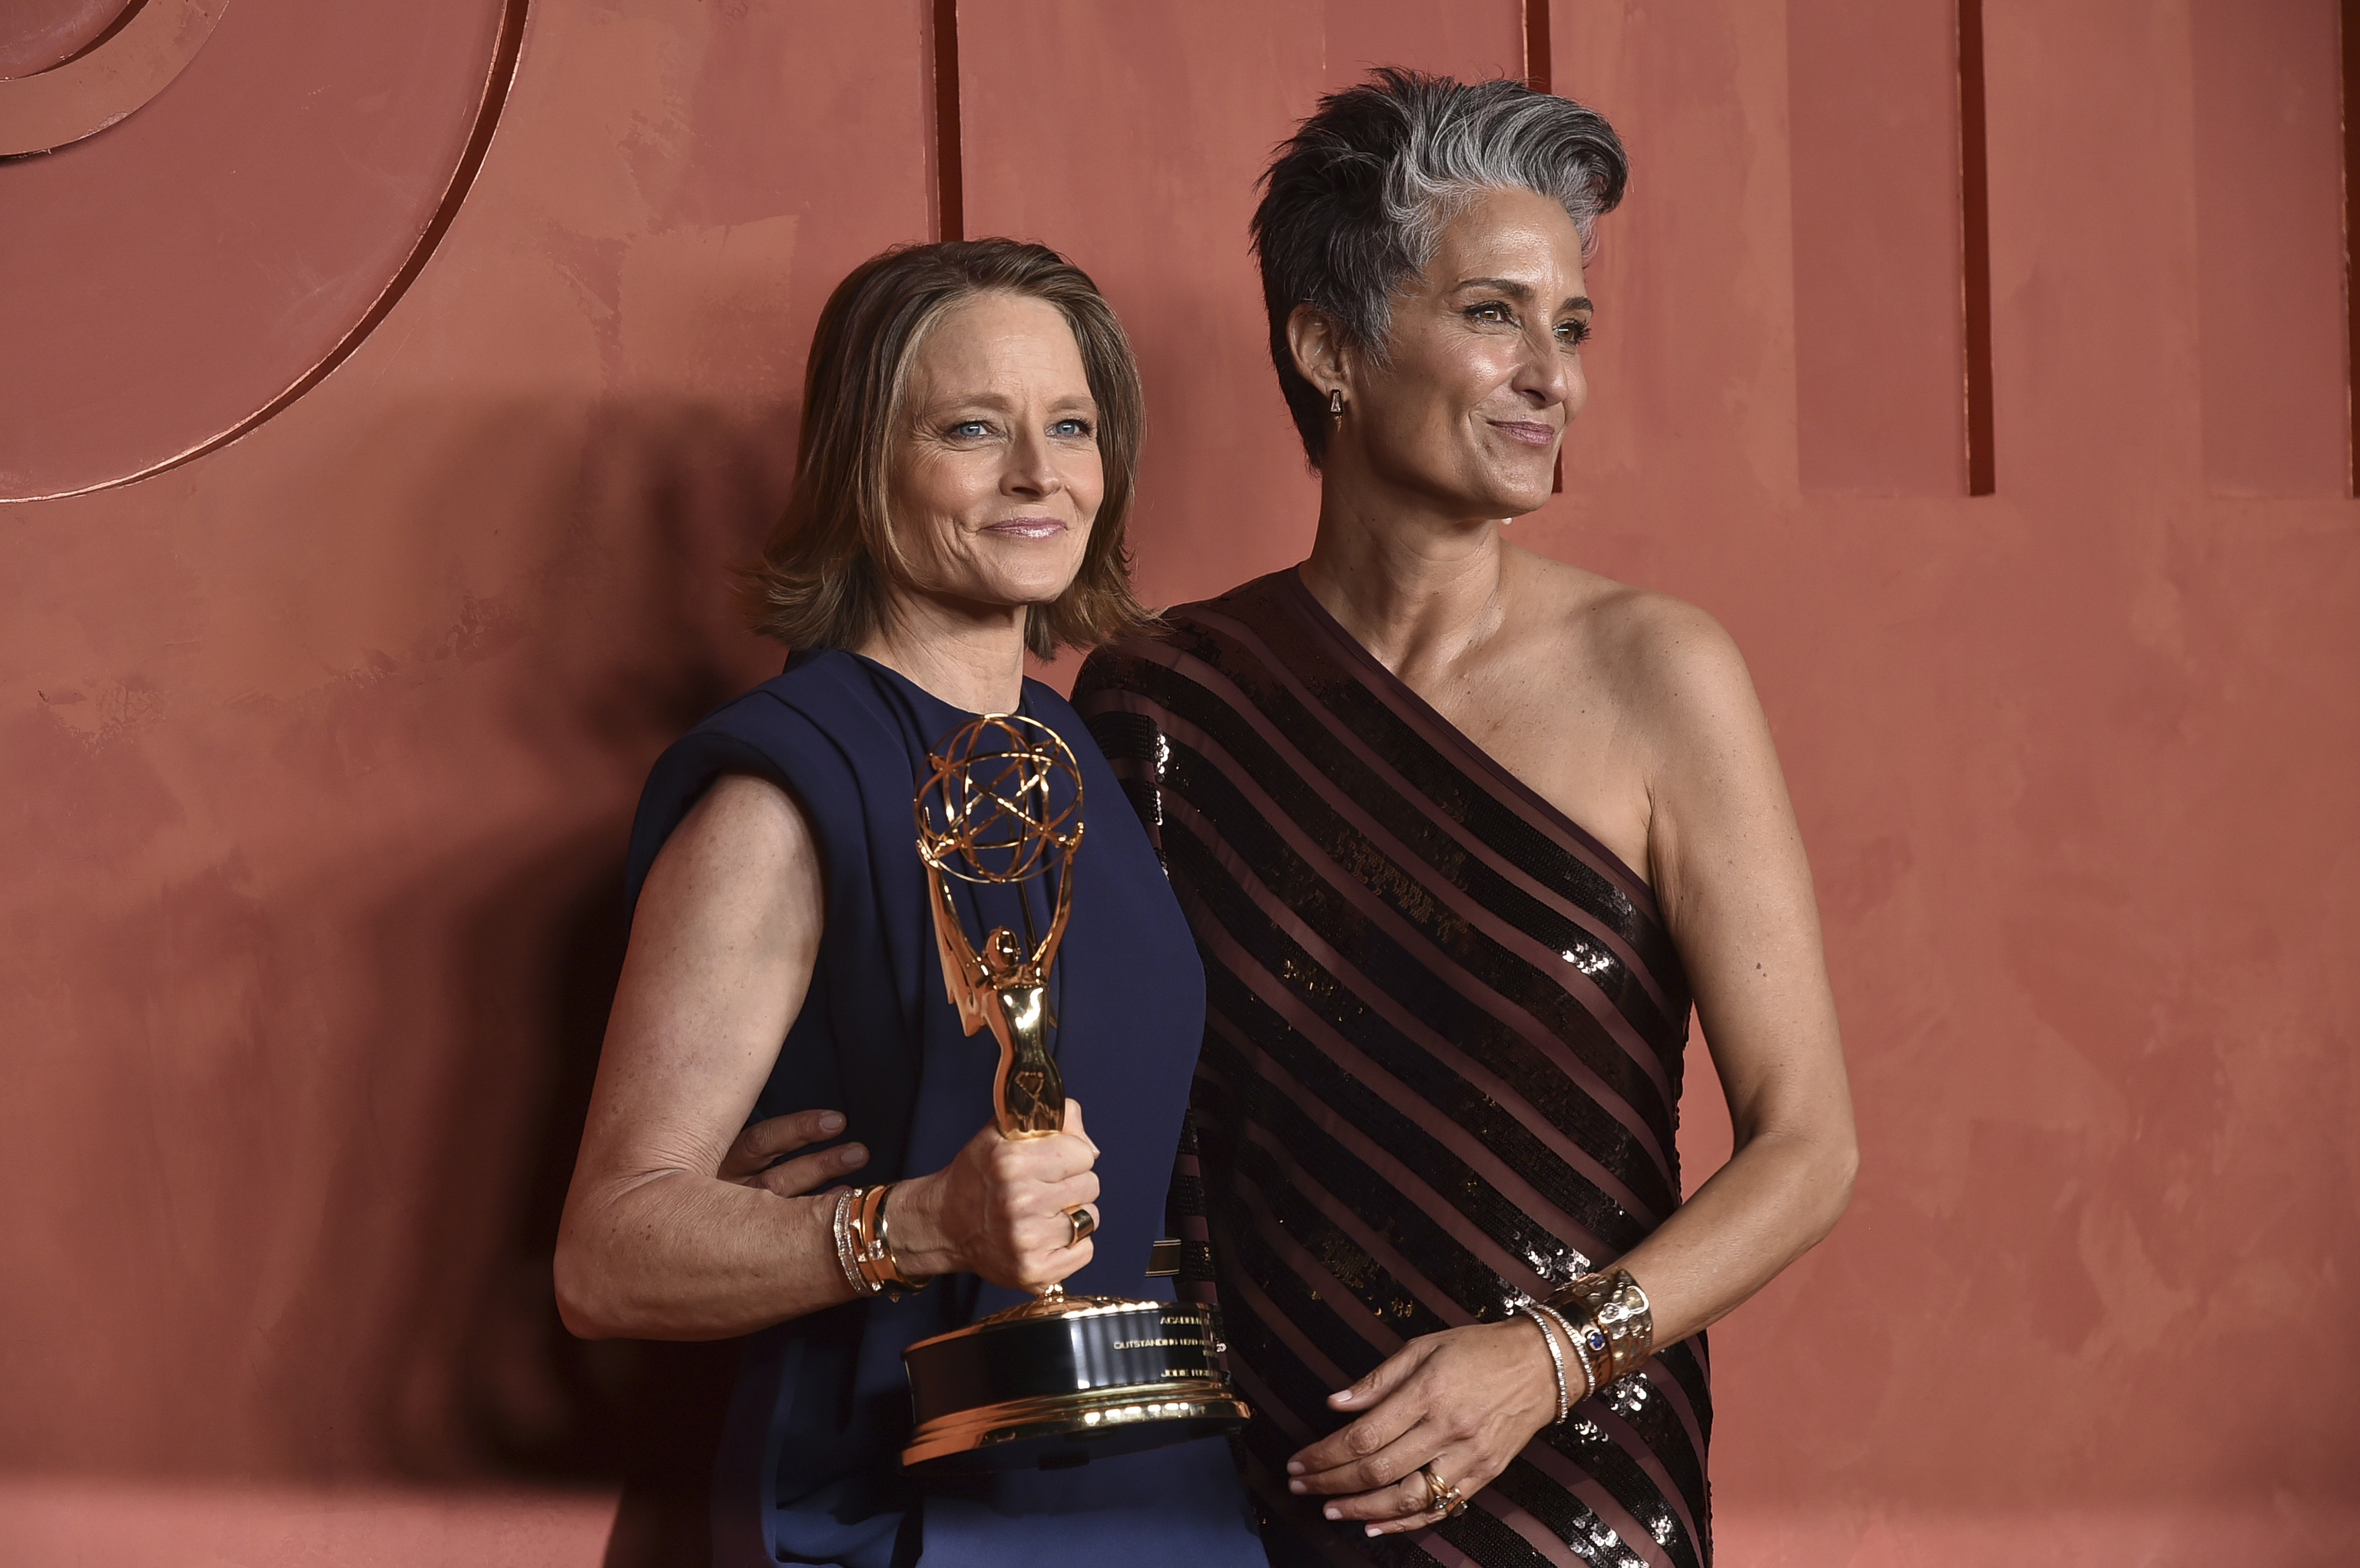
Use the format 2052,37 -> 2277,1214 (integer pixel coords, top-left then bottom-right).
624,649 -> 1262,1568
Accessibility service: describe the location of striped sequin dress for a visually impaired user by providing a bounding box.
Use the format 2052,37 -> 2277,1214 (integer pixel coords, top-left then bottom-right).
1072,570 -> 1712,1568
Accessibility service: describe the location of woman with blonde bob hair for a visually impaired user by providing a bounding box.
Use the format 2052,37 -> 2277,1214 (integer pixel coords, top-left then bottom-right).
556,240 -> 1263,1567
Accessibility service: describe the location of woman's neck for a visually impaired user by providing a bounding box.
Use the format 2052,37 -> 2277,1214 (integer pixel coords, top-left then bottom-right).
1298,463 -> 1510,680
855,589 -> 1029,714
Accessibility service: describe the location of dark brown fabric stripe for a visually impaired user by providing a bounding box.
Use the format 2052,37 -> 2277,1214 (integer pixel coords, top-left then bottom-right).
1114,637 -> 1688,1063
1175,594 -> 1684,1010
1160,724 -> 1682,1200
1267,572 -> 1662,916
1178,788 -> 1669,1232
1092,640 -> 1681,1033
1148,702 -> 1685,1198
1182,598 -> 1672,974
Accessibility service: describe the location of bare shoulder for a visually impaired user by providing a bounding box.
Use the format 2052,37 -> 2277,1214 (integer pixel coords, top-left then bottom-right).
1505,545 -> 1760,736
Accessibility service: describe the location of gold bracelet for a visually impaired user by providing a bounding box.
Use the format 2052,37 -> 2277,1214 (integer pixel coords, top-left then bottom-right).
850,1182 -> 931,1298
1549,1268 -> 1654,1384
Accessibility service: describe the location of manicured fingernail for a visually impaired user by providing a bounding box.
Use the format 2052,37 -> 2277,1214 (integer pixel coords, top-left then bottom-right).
840,1145 -> 866,1165
819,1112 -> 845,1133
1286,1480 -> 1304,1494
1286,1460 -> 1304,1475
1323,1507 -> 1340,1520
1364,1524 -> 1381,1537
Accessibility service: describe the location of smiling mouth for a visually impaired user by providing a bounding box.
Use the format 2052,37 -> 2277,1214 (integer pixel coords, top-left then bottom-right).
1488,419 -> 1557,448
982,516 -> 1069,540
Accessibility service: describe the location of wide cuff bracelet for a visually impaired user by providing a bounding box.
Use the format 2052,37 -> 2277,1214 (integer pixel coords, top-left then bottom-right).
1549,1268 -> 1654,1384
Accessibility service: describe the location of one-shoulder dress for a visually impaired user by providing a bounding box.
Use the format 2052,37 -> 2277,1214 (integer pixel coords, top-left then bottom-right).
625,648 -> 1264,1568
1072,572 -> 1712,1568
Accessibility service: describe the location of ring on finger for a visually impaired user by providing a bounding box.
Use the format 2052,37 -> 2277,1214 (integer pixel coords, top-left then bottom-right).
1065,1206 -> 1097,1248
1420,1464 -> 1467,1520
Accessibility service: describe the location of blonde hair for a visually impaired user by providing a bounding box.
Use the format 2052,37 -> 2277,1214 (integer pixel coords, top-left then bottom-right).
743,240 -> 1151,659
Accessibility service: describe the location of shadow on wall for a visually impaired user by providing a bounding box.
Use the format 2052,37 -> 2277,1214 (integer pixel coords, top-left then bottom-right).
268,396 -> 794,1563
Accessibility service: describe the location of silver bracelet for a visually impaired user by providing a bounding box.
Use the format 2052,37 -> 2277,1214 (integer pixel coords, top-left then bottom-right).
1511,1302 -> 1571,1424
832,1187 -> 877,1296
1533,1299 -> 1596,1404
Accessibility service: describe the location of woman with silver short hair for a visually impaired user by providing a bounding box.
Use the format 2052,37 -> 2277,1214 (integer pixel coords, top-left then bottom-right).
1076,71 -> 1856,1566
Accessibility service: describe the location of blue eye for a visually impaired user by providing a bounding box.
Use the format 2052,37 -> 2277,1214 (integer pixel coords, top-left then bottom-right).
949,420 -> 992,439
1051,418 -> 1093,437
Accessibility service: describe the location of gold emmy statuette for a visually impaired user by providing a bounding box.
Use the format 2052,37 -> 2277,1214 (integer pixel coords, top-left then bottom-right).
900,713 -> 1249,1473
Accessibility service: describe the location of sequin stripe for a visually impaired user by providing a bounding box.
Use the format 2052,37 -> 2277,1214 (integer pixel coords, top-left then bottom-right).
1240,1464 -> 1402,1568
1165,1108 -> 1218,1307
1151,716 -> 1685,1209
1429,1482 -> 1607,1568
1561,1397 -> 1706,1565
1529,1426 -> 1700,1568
1109,642 -> 1685,1049
1649,1339 -> 1715,1454
1200,965 -> 1633,1304
1157,611 -> 1685,1033
1576,1379 -> 1709,1549
1509,1446 -> 1682,1568
1160,752 -> 1682,1199
1231,1122 -> 1490,1336
1226,1146 -> 1442,1353
1183,840 -> 1659,1262
1479,1457 -> 1655,1568
1215,1029 -> 1596,1328
1089,645 -> 1684,1047
1170,791 -> 1672,1232
1634,1363 -> 1709,1496
1233,1175 -> 1705,1568
1173,595 -> 1683,996
1218,1188 -> 1398,1394
1231,1299 -> 1600,1568
1246,1467 -> 1510,1568
1147,702 -> 1681,1147
1081,705 -> 1168,860
1201,1026 -> 1503,1333
1255,577 -> 1665,927
1203,1016 -> 1703,1566
1589,1367 -> 1709,1540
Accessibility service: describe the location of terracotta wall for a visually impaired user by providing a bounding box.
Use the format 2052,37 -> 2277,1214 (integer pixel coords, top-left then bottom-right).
2,2 -> 2352,1564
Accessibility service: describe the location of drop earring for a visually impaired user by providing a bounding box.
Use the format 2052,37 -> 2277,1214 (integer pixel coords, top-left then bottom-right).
1328,388 -> 1344,418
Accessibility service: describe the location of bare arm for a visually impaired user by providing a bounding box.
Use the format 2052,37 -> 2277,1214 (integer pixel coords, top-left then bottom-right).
554,774 -> 1102,1341
1615,602 -> 1858,1344
1287,600 -> 1855,1533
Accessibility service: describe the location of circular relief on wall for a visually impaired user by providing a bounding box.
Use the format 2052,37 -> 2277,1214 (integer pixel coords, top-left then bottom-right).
0,0 -> 526,502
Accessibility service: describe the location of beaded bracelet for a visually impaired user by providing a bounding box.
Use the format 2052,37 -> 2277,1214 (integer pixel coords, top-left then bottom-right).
1510,1302 -> 1571,1424
832,1187 -> 876,1297
1531,1299 -> 1597,1404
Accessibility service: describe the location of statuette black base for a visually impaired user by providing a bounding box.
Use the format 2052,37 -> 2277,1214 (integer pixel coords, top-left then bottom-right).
901,1295 -> 1249,1473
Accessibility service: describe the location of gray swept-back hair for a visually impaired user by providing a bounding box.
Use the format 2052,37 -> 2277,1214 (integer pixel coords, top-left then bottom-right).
1251,68 -> 1629,463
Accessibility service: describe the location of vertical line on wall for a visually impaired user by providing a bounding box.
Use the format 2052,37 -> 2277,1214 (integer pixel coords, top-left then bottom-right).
1526,0 -> 1565,493
1958,0 -> 1996,495
2343,0 -> 2359,493
933,0 -> 964,242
